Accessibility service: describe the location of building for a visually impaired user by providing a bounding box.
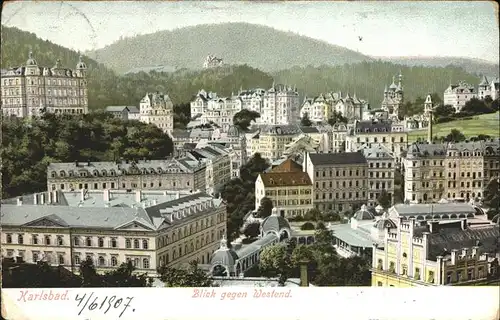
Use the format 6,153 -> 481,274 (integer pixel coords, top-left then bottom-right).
247,124 -> 303,161
360,144 -> 397,206
255,159 -> 314,218
139,92 -> 174,134
47,159 -> 207,193
345,120 -> 407,163
478,76 -> 500,100
261,83 -> 300,125
189,90 -> 243,132
303,152 -> 368,212
104,106 -> 136,120
371,214 -> 499,287
443,81 -> 477,113
0,190 -> 227,275
203,54 -> 223,69
299,94 -> 331,123
403,139 -> 500,203
237,88 -> 266,118
210,125 -> 248,178
381,72 -> 404,120
1,51 -> 88,118
333,93 -> 369,121
185,144 -> 232,196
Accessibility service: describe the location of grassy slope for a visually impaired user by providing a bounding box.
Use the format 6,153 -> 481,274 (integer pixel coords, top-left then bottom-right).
408,112 -> 500,142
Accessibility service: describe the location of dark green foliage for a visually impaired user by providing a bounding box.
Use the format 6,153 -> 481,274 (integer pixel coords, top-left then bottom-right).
300,222 -> 316,230
243,222 -> 261,238
327,111 -> 348,126
1,113 -> 174,198
157,261 -> 214,287
484,179 -> 500,220
300,113 -> 312,126
233,109 -> 261,132
377,189 -> 392,208
256,197 -> 273,218
443,129 -> 467,143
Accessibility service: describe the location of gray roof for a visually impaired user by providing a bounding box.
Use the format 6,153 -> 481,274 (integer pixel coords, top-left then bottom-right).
330,223 -> 374,247
391,203 -> 477,217
373,218 -> 397,230
308,152 -> 367,166
427,225 -> 500,260
353,206 -> 375,220
105,106 -> 131,112
353,120 -> 394,134
300,126 -> 320,134
211,244 -> 239,268
235,233 -> 278,258
261,212 -> 291,235
360,144 -> 394,159
407,139 -> 500,159
170,130 -> 191,139
260,124 -> 302,135
127,106 -> 140,113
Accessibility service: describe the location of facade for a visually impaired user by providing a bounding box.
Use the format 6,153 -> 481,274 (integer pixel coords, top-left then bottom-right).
371,216 -> 499,287
255,159 -> 314,218
443,81 -> 477,113
237,88 -> 266,117
300,94 -> 330,123
360,144 -> 396,206
381,72 -> 404,120
190,90 -> 243,131
185,144 -> 232,196
1,191 -> 227,275
261,83 -> 300,125
403,139 -> 500,203
139,92 -> 174,134
303,152 -> 368,212
333,93 -> 369,121
478,76 -> 500,101
248,124 -> 303,161
47,159 -> 207,194
345,120 -> 408,163
210,125 -> 248,178
1,52 -> 88,118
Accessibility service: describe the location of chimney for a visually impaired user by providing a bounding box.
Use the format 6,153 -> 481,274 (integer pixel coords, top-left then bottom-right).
33,194 -> 38,205
40,193 -> 45,205
175,191 -> 181,199
16,197 -> 23,206
103,189 -> 110,202
52,190 -> 58,203
135,190 -> 142,203
427,110 -> 433,144
80,189 -> 85,202
152,199 -> 157,206
299,260 -> 309,287
451,249 -> 458,265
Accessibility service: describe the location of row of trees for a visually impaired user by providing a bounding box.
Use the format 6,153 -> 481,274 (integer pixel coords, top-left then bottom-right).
2,258 -> 214,288
433,96 -> 499,124
1,113 -> 174,199
259,224 -> 371,286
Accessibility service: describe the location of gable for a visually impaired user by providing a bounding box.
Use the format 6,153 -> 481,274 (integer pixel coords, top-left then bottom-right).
114,220 -> 155,231
23,215 -> 68,228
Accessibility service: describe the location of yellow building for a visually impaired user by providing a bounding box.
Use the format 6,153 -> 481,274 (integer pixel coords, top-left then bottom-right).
1,190 -> 226,276
255,159 -> 313,218
372,216 -> 499,287
248,124 -> 303,160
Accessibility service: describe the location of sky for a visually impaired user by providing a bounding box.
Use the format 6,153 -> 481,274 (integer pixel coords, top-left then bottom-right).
2,1 -> 499,63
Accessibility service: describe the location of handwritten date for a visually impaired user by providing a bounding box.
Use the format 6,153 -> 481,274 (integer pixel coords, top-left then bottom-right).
74,292 -> 135,318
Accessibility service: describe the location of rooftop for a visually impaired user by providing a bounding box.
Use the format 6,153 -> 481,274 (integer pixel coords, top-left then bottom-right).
307,152 -> 367,166
259,171 -> 312,187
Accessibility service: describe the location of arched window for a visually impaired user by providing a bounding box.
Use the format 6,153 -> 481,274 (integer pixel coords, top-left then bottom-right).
6,234 -> 12,243
110,170 -> 116,176
110,256 -> 117,266
45,235 -> 51,245
59,255 -> 65,265
143,239 -> 149,249
74,237 -> 80,246
32,252 -> 39,262
134,239 -> 140,249
18,234 -> 23,244
143,258 -> 150,269
57,236 -> 64,245
98,237 -> 104,247
86,237 -> 92,246
166,253 -> 170,263
98,256 -> 105,266
59,170 -> 66,177
51,171 -> 56,178
126,239 -> 131,248
101,170 -> 107,176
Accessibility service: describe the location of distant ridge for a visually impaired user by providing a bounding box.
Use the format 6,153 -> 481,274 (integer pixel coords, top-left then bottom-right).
87,22 -> 373,74
373,56 -> 499,78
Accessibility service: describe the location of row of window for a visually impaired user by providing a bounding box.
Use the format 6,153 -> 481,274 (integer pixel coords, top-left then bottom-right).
51,167 -> 191,178
355,136 -> 405,143
4,234 -> 149,249
315,191 -> 366,200
315,169 -> 366,178
316,180 -> 367,189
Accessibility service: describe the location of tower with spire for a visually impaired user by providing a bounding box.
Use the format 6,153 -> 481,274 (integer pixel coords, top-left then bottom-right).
381,71 -> 404,119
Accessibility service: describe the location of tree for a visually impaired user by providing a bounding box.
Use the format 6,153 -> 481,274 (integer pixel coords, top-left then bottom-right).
2,259 -> 81,288
377,189 -> 392,208
158,261 -> 214,287
433,104 -> 455,118
103,261 -> 152,287
300,222 -> 315,230
443,129 -> 466,143
300,112 -> 312,126
304,208 -> 322,221
484,178 -> 500,220
327,110 -> 348,126
80,258 -> 105,287
256,197 -> 273,218
242,222 -> 261,238
233,110 -> 260,132
239,153 -> 270,184
461,97 -> 492,115
491,98 -> 499,112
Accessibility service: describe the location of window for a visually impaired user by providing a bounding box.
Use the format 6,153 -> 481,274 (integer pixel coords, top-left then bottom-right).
45,235 -> 51,245
134,258 -> 139,267
467,268 -> 474,281
74,255 -> 81,264
98,237 -> 104,247
402,264 -> 408,276
74,237 -> 80,246
111,256 -> 118,266
377,281 -> 383,287
32,235 -> 39,245
377,259 -> 383,270
57,236 -> 63,246
415,268 -> 421,280
389,261 -> 395,273
134,239 -> 140,249
86,237 -> 92,247
6,234 -> 12,243
58,255 -> 64,265
126,239 -> 131,248
32,252 -> 39,262
143,258 -> 150,269
143,239 -> 148,250
98,256 -> 105,266
18,234 -> 24,244
446,272 -> 452,284
111,238 -> 117,248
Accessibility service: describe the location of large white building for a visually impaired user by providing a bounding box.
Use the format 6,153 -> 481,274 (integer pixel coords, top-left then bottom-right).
139,92 -> 174,134
261,83 -> 300,125
190,90 -> 243,131
443,81 -> 477,113
1,51 -> 88,118
478,76 -> 500,101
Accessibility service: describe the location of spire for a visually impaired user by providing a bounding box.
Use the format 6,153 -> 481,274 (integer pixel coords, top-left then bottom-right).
29,51 -> 33,59
392,76 -> 395,85
219,235 -> 228,250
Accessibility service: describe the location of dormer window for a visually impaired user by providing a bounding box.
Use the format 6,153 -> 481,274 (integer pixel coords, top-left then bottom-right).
101,170 -> 107,176
59,171 -> 66,177
93,170 -> 98,177
110,170 -> 116,176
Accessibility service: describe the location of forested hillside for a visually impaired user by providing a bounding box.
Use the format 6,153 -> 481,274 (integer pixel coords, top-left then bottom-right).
274,62 -> 481,107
